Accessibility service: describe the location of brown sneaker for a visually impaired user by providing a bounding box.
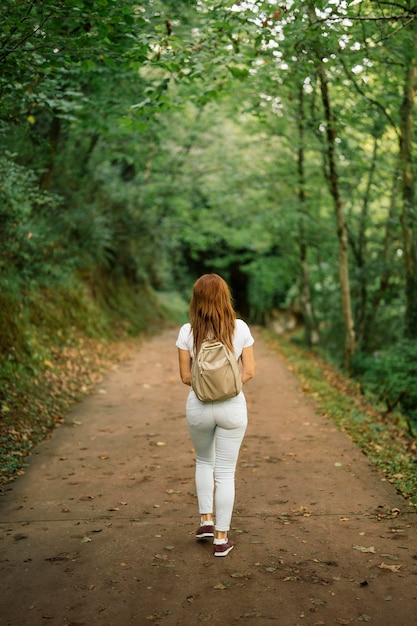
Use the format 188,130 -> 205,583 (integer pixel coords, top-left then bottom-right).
196,524 -> 215,539
213,538 -> 234,557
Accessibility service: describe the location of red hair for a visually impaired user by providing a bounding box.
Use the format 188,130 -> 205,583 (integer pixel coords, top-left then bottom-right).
189,274 -> 236,354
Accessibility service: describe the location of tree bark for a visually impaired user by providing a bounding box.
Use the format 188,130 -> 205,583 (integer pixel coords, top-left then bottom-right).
39,115 -> 61,190
316,58 -> 356,367
297,84 -> 319,347
355,137 -> 378,347
307,3 -> 356,368
399,36 -> 417,339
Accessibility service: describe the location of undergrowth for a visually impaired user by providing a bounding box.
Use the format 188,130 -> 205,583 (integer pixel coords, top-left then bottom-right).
262,329 -> 417,507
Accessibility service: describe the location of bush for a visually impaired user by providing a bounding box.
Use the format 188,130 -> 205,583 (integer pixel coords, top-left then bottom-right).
0,155 -> 70,284
352,341 -> 417,433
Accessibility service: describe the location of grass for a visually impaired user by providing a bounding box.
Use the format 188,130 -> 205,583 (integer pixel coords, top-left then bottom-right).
261,329 -> 417,508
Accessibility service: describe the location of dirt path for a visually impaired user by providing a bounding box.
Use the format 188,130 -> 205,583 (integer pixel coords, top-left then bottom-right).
1,328 -> 417,626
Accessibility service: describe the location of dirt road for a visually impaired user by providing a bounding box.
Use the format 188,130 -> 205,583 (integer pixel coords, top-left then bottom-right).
1,327 -> 416,626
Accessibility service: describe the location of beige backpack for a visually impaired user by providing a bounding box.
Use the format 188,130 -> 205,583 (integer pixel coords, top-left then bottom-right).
191,340 -> 242,402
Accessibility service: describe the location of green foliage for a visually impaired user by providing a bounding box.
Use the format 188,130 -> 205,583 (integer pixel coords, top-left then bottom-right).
94,277 -> 167,335
352,342 -> 417,433
245,255 -> 294,322
156,292 -> 189,325
0,277 -> 24,358
0,155 -> 70,283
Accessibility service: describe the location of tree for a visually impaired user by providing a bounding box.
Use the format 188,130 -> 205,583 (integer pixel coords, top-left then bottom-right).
399,33 -> 417,338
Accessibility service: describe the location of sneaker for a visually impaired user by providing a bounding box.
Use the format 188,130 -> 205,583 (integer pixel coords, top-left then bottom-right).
213,538 -> 234,557
196,524 -> 215,539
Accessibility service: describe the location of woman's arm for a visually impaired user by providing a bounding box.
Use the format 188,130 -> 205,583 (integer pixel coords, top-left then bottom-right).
241,345 -> 255,384
178,348 -> 192,386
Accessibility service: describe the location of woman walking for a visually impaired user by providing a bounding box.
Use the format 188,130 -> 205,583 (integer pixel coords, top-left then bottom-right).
176,274 -> 255,557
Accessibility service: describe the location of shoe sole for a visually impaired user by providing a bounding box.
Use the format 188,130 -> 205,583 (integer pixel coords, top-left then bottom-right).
214,544 -> 234,557
196,532 -> 214,539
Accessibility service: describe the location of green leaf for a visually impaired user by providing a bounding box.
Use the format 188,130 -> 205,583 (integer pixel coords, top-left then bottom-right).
227,66 -> 249,79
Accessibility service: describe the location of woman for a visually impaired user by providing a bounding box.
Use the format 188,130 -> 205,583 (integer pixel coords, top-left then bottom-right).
176,274 -> 255,557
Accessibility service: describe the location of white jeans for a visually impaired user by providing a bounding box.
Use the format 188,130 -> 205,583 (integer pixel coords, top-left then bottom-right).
186,390 -> 248,532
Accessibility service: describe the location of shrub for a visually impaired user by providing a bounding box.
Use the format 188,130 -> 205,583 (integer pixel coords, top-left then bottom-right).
352,341 -> 417,434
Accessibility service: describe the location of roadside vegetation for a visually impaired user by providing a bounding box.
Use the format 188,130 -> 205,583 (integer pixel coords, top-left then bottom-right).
263,329 -> 417,507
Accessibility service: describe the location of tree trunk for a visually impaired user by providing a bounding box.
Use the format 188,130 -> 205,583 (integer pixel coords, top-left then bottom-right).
297,84 -> 319,347
306,3 -> 356,368
316,58 -> 356,367
39,116 -> 61,190
399,37 -> 417,339
355,137 -> 378,347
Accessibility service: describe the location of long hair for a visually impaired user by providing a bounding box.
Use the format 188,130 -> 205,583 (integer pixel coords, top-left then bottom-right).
189,274 -> 236,354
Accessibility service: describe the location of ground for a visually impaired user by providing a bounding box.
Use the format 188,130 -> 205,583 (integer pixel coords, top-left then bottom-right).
1,327 -> 417,626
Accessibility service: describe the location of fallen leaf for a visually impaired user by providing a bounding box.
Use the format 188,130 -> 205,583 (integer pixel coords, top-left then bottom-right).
353,545 -> 375,553
156,441 -> 166,446
213,582 -> 229,590
379,562 -> 402,572
380,553 -> 399,561
80,536 -> 92,543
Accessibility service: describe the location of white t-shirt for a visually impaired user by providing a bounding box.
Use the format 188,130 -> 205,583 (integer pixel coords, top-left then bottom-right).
176,319 -> 254,359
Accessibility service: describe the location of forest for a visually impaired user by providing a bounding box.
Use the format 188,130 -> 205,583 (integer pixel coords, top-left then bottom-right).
1,1 -> 416,483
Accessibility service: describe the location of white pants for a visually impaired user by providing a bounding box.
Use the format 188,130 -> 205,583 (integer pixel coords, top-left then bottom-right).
186,390 -> 248,532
